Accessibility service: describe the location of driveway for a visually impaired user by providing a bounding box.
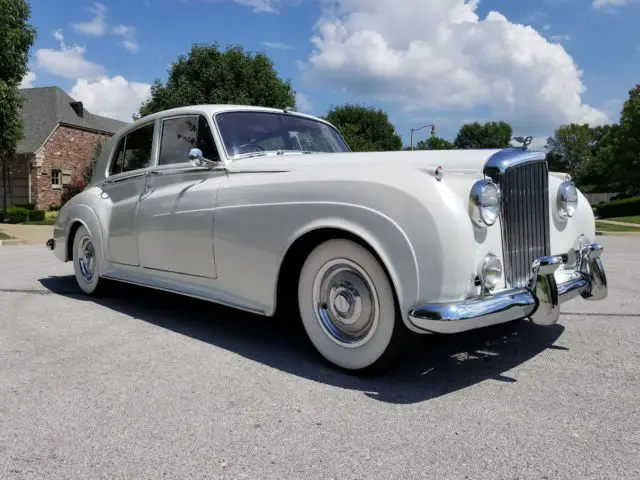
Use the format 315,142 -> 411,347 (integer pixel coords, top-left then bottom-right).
1,236 -> 639,479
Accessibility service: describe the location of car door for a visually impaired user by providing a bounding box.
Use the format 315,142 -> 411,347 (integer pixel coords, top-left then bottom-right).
103,121 -> 155,266
136,113 -> 226,279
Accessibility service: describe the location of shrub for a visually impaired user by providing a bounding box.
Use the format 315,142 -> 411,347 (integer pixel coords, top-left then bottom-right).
61,180 -> 87,205
28,210 -> 45,222
596,195 -> 640,218
6,207 -> 29,223
48,203 -> 61,211
13,202 -> 36,211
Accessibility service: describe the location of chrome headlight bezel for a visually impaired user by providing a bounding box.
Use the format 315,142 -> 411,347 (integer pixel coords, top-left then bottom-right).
557,178 -> 578,220
469,179 -> 501,227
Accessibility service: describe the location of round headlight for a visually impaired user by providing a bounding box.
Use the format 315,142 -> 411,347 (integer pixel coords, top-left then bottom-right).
557,180 -> 578,219
469,179 -> 500,227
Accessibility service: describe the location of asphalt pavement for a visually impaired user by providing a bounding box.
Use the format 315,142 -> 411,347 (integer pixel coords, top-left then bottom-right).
1,236 -> 639,479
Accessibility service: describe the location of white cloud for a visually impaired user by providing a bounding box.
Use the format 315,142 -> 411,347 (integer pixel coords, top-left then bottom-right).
295,92 -> 313,113
35,30 -> 104,80
304,0 -> 607,136
261,41 -> 293,50
70,76 -> 152,122
112,24 -> 140,53
72,2 -> 108,36
121,39 -> 140,53
234,0 -> 278,13
549,34 -> 571,43
593,0 -> 639,9
19,71 -> 37,89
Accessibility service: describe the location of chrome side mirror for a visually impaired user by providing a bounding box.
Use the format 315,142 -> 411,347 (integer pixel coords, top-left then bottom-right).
188,147 -> 220,168
188,148 -> 203,161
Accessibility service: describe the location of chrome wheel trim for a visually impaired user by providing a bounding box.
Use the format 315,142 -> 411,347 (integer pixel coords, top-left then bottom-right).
77,235 -> 96,282
311,258 -> 380,348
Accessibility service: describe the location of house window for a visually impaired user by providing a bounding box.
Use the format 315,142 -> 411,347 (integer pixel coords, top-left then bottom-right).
51,170 -> 61,187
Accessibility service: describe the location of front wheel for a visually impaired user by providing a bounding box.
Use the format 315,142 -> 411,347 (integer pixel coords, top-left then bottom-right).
297,238 -> 407,372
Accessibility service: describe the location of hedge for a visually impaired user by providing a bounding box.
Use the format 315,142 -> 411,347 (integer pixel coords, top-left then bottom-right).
29,210 -> 46,222
13,202 -> 36,211
596,195 -> 640,219
6,207 -> 30,223
4,207 -> 46,223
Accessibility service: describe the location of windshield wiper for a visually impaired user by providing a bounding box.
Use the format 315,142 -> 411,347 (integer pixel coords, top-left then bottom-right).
232,151 -> 269,160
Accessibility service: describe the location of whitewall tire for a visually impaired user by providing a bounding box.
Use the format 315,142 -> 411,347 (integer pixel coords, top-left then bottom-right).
72,225 -> 105,295
297,238 -> 405,372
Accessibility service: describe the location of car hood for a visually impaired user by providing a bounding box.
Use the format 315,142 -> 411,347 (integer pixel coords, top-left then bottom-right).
225,149 -> 506,174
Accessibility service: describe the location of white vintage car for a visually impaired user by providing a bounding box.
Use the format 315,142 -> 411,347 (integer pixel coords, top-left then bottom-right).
47,105 -> 608,372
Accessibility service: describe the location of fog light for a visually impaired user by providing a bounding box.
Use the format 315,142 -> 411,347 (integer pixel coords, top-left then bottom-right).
478,254 -> 503,291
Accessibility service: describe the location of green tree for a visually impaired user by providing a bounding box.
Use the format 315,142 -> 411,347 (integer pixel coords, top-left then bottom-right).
413,136 -> 456,150
0,0 -> 37,218
544,123 -> 595,177
138,43 -> 296,118
607,84 -> 640,193
324,104 -> 402,152
454,121 -> 513,149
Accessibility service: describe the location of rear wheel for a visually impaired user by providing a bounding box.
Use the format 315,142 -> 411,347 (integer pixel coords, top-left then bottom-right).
297,238 -> 406,372
72,225 -> 107,295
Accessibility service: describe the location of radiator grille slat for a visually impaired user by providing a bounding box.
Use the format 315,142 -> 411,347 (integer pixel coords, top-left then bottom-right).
500,161 -> 550,288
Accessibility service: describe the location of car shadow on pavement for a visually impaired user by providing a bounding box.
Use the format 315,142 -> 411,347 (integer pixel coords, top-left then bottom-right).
39,275 -> 566,405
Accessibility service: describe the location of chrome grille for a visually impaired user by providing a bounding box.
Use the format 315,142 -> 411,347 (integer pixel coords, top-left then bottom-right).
499,161 -> 551,288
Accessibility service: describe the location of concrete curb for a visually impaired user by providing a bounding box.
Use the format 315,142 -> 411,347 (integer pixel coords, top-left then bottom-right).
596,230 -> 640,236
0,239 -> 26,247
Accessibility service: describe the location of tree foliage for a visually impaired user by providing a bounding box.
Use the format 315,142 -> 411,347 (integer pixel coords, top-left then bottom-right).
0,0 -> 36,157
413,136 -> 456,150
454,121 -> 513,149
324,104 -> 402,152
138,43 -> 296,118
546,85 -> 640,194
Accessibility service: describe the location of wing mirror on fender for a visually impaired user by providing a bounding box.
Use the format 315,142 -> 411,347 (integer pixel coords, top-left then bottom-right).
188,147 -> 221,168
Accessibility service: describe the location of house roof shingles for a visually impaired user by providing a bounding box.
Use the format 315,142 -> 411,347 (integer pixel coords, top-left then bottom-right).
16,86 -> 129,154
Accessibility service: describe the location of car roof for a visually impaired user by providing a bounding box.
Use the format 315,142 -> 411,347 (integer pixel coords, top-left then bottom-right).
130,104 -> 332,129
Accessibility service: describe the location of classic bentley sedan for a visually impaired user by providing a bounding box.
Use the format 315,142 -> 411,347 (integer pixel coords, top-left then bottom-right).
47,104 -> 608,372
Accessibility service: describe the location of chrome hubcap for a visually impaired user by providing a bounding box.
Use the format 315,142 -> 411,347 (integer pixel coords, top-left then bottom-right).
312,259 -> 379,348
77,236 -> 95,282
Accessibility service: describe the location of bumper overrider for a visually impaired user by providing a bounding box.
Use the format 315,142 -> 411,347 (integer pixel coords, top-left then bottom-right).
408,241 -> 608,334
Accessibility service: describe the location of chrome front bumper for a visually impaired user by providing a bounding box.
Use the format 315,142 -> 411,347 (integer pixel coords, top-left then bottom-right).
408,242 -> 608,334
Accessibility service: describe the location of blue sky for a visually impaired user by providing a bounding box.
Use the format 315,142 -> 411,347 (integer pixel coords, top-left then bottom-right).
23,0 -> 639,147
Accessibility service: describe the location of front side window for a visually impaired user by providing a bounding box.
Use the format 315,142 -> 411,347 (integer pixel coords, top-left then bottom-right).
108,123 -> 155,176
214,111 -> 350,158
159,115 -> 220,165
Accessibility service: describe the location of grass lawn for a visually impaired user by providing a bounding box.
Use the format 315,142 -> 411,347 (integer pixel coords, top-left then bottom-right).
596,220 -> 640,232
0,232 -> 14,240
605,216 -> 640,224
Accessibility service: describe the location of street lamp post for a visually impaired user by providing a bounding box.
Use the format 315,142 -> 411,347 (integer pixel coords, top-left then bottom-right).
410,124 -> 436,150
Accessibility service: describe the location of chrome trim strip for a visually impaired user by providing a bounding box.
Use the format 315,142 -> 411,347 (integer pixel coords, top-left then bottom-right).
408,243 -> 607,334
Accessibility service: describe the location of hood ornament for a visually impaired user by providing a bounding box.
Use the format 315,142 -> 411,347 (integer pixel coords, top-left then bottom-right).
512,136 -> 533,151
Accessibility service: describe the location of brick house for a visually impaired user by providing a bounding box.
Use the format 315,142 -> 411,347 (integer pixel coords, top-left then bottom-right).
0,86 -> 127,210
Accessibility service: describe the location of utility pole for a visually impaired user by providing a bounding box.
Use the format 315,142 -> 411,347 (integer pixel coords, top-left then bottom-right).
410,124 -> 436,150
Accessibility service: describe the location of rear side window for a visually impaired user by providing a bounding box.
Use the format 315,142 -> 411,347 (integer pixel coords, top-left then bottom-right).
108,123 -> 155,175
109,137 -> 126,175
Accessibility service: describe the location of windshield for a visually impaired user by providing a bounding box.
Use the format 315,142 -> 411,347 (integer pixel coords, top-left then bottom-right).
214,110 -> 351,158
